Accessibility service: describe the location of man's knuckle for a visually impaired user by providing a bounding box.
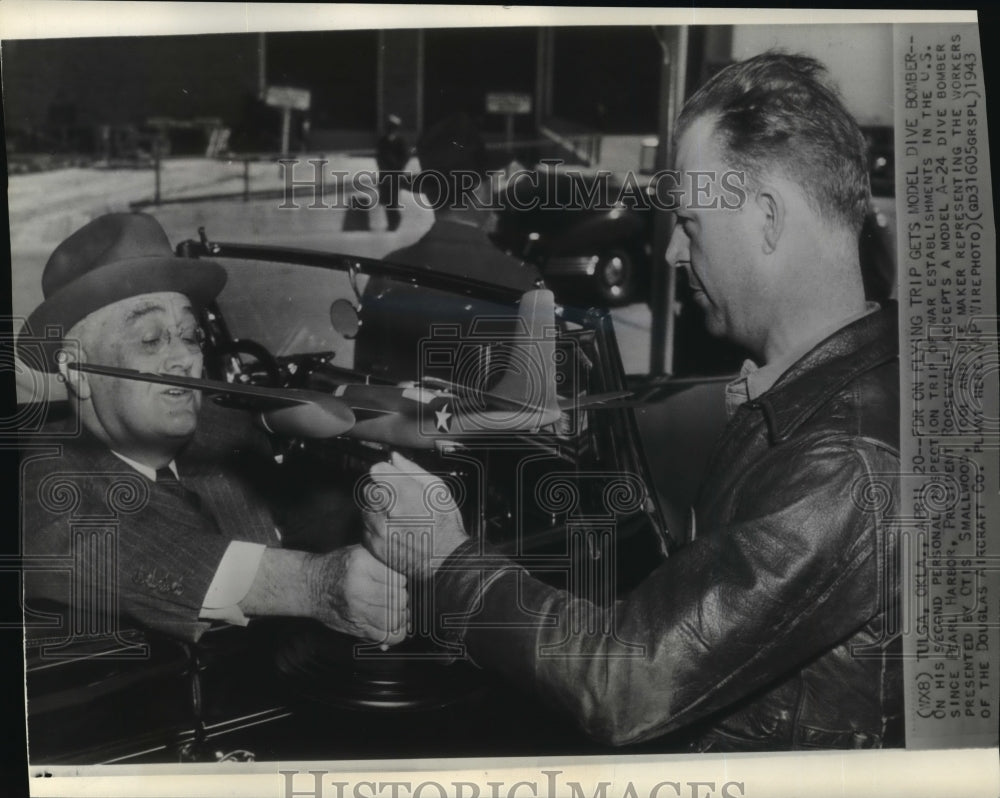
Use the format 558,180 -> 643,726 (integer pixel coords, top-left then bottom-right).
343,571 -> 365,597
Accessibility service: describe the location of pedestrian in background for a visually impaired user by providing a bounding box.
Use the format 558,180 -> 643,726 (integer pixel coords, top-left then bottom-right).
375,113 -> 409,232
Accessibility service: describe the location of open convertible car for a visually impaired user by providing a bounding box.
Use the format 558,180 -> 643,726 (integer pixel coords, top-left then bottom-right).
22,228 -> 697,765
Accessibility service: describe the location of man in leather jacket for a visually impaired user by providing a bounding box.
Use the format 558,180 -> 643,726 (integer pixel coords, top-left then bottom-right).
363,53 -> 901,750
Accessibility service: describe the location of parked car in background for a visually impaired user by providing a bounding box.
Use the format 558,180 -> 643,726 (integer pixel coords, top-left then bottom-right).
490,170 -> 654,307
860,125 -> 897,303
490,127 -> 897,310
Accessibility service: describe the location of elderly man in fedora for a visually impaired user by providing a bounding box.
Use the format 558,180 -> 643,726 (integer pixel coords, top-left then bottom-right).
20,212 -> 406,644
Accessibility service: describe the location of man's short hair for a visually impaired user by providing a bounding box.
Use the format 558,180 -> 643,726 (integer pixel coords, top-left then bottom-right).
676,51 -> 870,233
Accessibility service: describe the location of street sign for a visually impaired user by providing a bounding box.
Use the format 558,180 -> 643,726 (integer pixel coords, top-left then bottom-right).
265,85 -> 312,111
486,92 -> 532,115
264,86 -> 311,155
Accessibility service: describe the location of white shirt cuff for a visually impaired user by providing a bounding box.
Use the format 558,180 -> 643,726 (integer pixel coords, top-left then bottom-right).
199,541 -> 267,626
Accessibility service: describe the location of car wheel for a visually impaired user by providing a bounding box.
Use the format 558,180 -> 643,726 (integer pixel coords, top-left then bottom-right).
594,249 -> 635,306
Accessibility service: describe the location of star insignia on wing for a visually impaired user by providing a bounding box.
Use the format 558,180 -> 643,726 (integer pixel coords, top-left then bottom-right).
435,403 -> 452,432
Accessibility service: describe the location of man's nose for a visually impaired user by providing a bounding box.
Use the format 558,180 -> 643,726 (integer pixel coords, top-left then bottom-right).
665,224 -> 689,270
162,333 -> 200,372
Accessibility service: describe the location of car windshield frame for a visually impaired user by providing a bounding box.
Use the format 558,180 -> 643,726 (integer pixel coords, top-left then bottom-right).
176,229 -> 672,540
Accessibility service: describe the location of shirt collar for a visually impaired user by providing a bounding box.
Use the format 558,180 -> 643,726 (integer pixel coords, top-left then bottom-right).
724,302 -> 880,418
110,451 -> 178,482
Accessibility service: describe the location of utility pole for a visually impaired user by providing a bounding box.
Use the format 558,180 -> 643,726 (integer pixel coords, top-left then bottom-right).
257,32 -> 267,99
648,26 -> 688,377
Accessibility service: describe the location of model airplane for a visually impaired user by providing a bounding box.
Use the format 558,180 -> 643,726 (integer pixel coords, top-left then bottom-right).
71,289 -> 628,449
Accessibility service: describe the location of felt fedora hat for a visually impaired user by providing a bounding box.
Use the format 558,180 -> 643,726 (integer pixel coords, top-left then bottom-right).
21,212 -> 227,372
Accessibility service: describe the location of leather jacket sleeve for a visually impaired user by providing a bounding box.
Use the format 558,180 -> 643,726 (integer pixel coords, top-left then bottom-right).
432,435 -> 897,746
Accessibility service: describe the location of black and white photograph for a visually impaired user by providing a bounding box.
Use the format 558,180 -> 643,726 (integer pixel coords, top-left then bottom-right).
3,5 -> 998,797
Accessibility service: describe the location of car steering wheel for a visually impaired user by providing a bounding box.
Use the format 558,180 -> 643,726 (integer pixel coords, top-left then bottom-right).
211,339 -> 283,388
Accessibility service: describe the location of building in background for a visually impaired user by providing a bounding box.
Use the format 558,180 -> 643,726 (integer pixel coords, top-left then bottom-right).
2,27 -> 671,162
2,25 -> 892,163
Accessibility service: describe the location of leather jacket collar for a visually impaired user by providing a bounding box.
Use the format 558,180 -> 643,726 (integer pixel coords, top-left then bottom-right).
750,304 -> 898,444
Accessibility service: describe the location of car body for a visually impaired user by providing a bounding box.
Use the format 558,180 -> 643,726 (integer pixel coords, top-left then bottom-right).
490,170 -> 654,307
22,232 -> 676,764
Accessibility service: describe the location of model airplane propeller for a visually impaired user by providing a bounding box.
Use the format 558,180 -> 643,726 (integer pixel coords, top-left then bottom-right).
70,289 -> 630,448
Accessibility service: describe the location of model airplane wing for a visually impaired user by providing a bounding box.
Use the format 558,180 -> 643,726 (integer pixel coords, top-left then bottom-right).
69,363 -> 356,437
343,288 -> 564,447
71,288 -> 631,447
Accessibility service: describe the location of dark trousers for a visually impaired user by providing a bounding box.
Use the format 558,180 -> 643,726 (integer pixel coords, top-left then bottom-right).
378,175 -> 402,231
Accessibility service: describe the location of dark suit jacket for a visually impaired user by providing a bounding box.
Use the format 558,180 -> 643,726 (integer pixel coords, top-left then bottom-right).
375,132 -> 409,174
385,218 -> 539,290
22,405 -> 280,642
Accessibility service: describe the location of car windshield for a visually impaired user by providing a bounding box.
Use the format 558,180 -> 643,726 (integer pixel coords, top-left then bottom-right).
210,256 -> 523,384
198,248 -> 672,554
214,258 -> 356,360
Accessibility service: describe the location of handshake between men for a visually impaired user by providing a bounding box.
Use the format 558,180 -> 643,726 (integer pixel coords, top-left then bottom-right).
238,452 -> 451,649
361,452 -> 470,586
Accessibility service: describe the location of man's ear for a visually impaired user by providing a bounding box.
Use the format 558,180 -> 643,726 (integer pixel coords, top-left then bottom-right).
58,347 -> 91,401
756,187 -> 785,254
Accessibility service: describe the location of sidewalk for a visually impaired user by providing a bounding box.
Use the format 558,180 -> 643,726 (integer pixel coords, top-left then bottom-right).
7,133 -> 648,256
9,152 -> 432,313
7,151 -> 384,251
